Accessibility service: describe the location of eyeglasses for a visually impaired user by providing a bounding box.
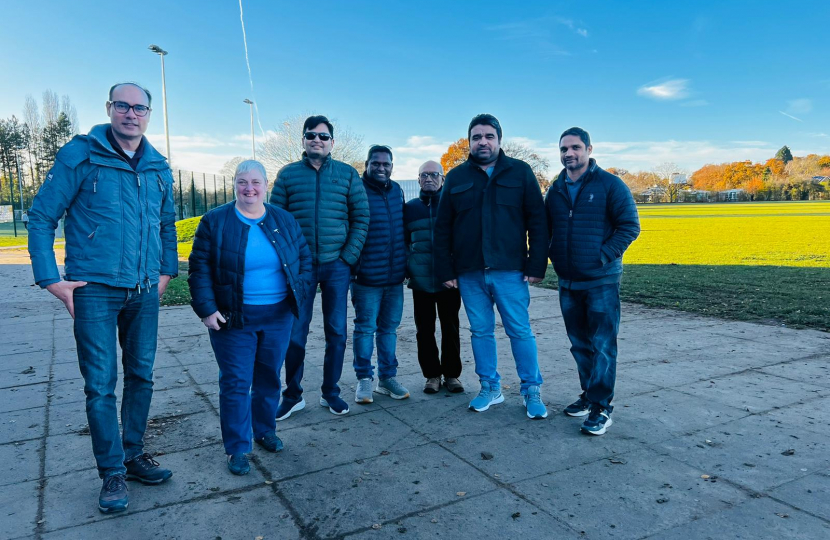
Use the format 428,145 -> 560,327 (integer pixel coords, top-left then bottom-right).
418,172 -> 443,180
304,131 -> 332,141
236,179 -> 264,188
108,101 -> 151,117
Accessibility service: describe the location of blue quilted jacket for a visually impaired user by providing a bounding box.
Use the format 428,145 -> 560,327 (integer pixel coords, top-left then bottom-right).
545,159 -> 640,289
354,174 -> 406,287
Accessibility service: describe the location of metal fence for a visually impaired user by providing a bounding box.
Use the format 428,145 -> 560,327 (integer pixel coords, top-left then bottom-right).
170,170 -> 235,221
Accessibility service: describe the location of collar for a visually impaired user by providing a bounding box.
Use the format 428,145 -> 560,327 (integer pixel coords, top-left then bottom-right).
419,187 -> 442,203
362,172 -> 391,191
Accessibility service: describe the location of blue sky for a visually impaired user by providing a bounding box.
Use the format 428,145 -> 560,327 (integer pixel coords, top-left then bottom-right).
2,0 -> 828,178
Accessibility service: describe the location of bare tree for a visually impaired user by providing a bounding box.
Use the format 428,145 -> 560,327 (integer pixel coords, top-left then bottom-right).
23,95 -> 42,185
60,95 -> 79,135
652,162 -> 688,203
502,140 -> 551,189
220,156 -> 247,178
42,90 -> 60,126
258,114 -> 366,177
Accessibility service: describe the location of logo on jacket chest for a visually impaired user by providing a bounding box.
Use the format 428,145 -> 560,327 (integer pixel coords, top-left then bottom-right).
588,193 -> 594,203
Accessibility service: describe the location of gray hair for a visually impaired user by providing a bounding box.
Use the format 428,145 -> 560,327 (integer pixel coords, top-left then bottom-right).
109,82 -> 152,106
234,159 -> 268,182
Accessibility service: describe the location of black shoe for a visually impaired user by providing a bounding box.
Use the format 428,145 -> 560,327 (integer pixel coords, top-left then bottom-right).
125,453 -> 173,485
581,406 -> 613,436
255,433 -> 284,453
99,474 -> 128,514
563,396 -> 591,417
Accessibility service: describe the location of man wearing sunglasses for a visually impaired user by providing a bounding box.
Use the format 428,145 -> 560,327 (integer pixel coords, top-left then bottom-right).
28,82 -> 177,514
270,115 -> 369,418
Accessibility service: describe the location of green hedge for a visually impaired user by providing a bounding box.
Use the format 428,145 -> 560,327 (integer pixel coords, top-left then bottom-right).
175,217 -> 202,243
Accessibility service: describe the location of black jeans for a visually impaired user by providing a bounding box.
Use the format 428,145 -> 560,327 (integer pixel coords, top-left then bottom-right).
558,283 -> 621,412
412,288 -> 462,379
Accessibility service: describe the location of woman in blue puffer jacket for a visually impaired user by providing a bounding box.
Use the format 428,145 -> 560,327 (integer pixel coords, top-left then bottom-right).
188,160 -> 311,476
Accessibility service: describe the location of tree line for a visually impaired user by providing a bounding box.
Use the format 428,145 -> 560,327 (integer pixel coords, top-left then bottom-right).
0,91 -> 79,210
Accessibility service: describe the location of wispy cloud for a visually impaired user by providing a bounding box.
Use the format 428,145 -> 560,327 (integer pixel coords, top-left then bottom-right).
146,132 -> 250,173
486,16 -> 588,58
778,111 -> 803,122
637,79 -> 690,101
786,98 -> 812,115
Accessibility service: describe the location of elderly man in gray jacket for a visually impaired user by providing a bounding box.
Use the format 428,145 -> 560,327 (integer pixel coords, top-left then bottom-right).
28,82 -> 177,514
270,115 -> 370,418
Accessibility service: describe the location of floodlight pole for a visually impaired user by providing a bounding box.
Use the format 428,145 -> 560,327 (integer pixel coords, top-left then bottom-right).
243,99 -> 256,159
148,44 -> 171,163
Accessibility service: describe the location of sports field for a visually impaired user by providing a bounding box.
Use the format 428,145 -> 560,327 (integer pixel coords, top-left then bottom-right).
541,201 -> 830,331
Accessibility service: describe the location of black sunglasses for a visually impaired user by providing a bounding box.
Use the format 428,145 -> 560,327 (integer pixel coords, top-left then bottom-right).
304,131 -> 332,141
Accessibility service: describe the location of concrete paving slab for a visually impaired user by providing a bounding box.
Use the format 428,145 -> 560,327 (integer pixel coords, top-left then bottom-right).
280,443 -> 495,539
656,414 -> 830,493
0,383 -> 49,413
757,356 -> 830,389
344,488 -> 581,539
41,445 -> 267,532
512,447 -> 750,540
1,479 -> 39,540
768,470 -> 830,522
0,406 -> 45,444
646,496 -> 830,539
40,487 -> 299,540
0,438 -> 41,487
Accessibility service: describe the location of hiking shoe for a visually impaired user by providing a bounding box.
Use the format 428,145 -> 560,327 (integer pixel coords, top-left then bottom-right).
255,433 -> 284,453
355,378 -> 374,403
124,453 -> 172,485
423,377 -> 441,394
376,377 -> 410,399
563,396 -> 591,417
227,453 -> 250,475
99,474 -> 128,514
581,407 -> 613,436
276,397 -> 305,422
523,386 -> 548,420
320,395 -> 350,415
444,377 -> 465,393
469,381 -> 504,412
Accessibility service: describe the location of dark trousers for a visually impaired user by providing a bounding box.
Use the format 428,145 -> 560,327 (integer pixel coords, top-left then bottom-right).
282,259 -> 351,402
558,283 -> 621,413
412,288 -> 462,379
209,302 -> 293,455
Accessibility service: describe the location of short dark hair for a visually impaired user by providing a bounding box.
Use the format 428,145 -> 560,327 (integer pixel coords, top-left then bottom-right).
302,115 -> 334,137
468,113 -> 502,141
366,145 -> 393,162
109,82 -> 152,106
559,127 -> 591,149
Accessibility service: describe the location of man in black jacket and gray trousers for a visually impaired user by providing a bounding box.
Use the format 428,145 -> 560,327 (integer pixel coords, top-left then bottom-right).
546,127 -> 640,436
434,114 -> 550,420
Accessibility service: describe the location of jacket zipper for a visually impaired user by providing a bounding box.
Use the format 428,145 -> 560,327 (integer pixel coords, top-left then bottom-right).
428,196 -> 435,292
315,168 -> 321,261
557,172 -> 596,284
383,189 -> 393,275
136,172 -> 145,290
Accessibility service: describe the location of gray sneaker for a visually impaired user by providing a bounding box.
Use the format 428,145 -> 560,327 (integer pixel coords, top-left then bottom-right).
355,378 -> 374,404
376,377 -> 410,400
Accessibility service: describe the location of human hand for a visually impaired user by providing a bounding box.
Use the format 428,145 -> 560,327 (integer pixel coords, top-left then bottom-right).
158,275 -> 173,299
46,281 -> 88,319
201,311 -> 227,331
443,279 -> 458,289
524,276 -> 543,284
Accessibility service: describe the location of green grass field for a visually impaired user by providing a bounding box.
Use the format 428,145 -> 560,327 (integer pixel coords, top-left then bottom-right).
540,201 -> 830,331
14,202 -> 826,330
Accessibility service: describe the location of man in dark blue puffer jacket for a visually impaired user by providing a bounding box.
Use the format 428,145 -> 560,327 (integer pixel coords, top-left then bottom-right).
351,146 -> 410,404
546,127 -> 640,436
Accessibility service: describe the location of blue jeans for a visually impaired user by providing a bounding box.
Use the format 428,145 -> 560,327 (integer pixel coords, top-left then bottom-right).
558,283 -> 621,412
282,259 -> 350,401
209,302 -> 293,455
73,283 -> 159,478
351,283 -> 404,380
457,270 -> 542,392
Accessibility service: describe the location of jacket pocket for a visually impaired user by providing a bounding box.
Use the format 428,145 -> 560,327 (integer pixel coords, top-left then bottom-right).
495,177 -> 522,207
213,283 -> 234,313
450,182 -> 475,212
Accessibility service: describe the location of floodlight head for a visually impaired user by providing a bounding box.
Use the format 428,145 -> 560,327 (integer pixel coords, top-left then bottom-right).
148,44 -> 168,55
243,99 -> 254,105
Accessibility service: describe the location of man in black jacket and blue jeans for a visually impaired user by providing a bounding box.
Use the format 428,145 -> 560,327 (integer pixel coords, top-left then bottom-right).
546,127 -> 640,435
434,114 -> 549,420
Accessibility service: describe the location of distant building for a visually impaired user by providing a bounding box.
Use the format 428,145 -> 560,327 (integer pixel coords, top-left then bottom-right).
398,180 -> 419,201
719,188 -> 745,202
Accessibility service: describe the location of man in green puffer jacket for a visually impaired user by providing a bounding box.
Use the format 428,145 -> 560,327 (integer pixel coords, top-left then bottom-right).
269,115 -> 370,418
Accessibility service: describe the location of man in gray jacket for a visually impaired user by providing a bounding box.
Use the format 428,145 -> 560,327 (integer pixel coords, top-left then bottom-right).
270,115 -> 370,418
28,82 -> 177,514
